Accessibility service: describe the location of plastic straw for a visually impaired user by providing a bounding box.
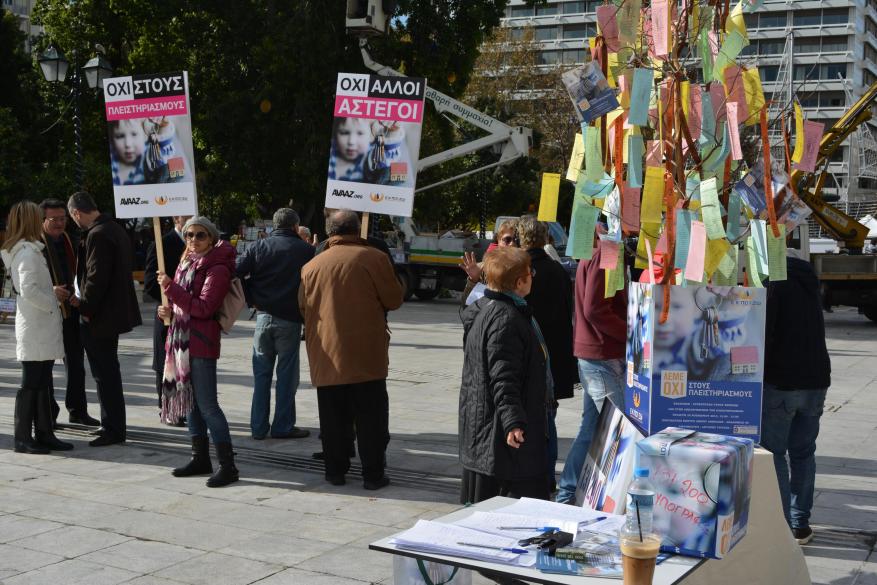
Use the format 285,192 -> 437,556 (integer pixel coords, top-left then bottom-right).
636,500 -> 643,542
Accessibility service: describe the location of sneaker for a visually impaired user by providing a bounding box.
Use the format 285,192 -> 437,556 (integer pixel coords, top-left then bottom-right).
793,526 -> 813,545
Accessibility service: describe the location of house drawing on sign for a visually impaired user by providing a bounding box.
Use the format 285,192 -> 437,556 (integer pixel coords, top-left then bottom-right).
168,157 -> 185,179
389,162 -> 408,183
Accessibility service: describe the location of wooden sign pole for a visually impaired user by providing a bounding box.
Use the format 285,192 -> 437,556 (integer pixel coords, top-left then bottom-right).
153,217 -> 171,326
361,211 -> 370,239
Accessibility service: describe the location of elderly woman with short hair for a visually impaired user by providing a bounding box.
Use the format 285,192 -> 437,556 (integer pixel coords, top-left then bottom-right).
458,246 -> 551,503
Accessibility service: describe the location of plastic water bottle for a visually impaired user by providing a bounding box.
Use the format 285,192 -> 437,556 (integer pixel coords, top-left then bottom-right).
623,468 -> 656,539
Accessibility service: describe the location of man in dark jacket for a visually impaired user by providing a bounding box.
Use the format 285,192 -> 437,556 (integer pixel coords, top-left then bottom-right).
40,198 -> 99,427
144,215 -> 188,422
516,216 -> 576,492
761,253 -> 831,545
236,208 -> 315,440
556,227 -> 627,504
68,192 -> 142,446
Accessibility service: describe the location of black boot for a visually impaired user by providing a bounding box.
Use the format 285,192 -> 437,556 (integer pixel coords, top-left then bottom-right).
206,442 -> 239,488
35,386 -> 74,451
13,386 -> 48,455
172,436 -> 213,477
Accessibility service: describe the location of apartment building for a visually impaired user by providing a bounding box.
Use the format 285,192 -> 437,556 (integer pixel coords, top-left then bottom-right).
3,0 -> 40,52
499,0 -> 877,207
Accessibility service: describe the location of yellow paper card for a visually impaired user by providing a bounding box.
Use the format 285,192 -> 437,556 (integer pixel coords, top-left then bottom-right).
566,133 -> 585,182
742,68 -> 765,126
792,102 -> 805,164
725,0 -> 749,43
636,222 -> 661,269
537,173 -> 561,222
705,238 -> 731,278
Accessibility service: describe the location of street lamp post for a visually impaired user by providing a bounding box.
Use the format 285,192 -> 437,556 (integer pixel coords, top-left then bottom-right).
38,45 -> 113,192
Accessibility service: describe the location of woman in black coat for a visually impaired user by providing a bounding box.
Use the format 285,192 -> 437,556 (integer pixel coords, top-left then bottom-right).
459,247 -> 551,504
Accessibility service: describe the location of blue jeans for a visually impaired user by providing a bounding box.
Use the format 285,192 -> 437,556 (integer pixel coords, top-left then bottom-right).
188,357 -> 232,444
759,384 -> 827,529
556,358 -> 625,504
251,313 -> 302,438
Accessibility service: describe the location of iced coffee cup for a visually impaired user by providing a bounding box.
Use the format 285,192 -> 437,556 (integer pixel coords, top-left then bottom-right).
620,534 -> 662,585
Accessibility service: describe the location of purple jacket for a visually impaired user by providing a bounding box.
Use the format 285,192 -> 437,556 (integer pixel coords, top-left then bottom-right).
165,240 -> 236,359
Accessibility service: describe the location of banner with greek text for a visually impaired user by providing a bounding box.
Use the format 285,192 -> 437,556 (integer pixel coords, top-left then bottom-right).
103,71 -> 197,218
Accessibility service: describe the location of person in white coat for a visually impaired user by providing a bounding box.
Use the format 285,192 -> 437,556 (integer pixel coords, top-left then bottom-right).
1,201 -> 72,453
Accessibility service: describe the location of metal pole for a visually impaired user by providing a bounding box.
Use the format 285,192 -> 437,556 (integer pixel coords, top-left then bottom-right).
479,174 -> 487,240
72,55 -> 84,192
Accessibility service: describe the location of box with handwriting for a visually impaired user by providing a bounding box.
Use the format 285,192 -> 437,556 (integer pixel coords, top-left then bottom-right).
637,428 -> 754,559
624,283 -> 766,441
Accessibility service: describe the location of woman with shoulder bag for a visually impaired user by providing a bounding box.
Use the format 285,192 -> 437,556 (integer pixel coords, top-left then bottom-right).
157,216 -> 238,487
1,201 -> 73,453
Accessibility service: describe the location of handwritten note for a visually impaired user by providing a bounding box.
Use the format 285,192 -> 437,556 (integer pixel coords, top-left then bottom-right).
749,219 -> 769,276
599,238 -> 621,270
628,134 -> 645,188
566,133 -> 585,182
568,201 -> 600,260
715,242 -> 738,285
674,209 -> 693,270
537,173 -> 561,222
700,91 -> 716,144
726,190 -> 742,241
651,0 -> 670,57
723,65 -> 749,124
699,177 -> 726,239
793,120 -> 825,173
713,30 -> 746,82
596,5 -> 621,52
684,220 -> 707,282
742,68 -> 765,126
622,186 -> 642,233
641,166 -> 665,224
629,68 -> 654,126
709,83 -> 727,124
585,124 -> 604,182
746,236 -> 764,288
766,223 -> 788,281
726,103 -> 743,161
704,238 -> 731,278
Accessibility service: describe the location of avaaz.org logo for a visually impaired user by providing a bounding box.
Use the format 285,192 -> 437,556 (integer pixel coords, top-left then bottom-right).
119,197 -> 147,206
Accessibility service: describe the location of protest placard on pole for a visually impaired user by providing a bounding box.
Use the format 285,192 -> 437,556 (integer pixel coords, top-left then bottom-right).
103,71 -> 198,323
325,73 -> 427,224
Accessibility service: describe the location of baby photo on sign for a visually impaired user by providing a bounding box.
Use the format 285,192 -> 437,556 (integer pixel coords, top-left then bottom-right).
327,117 -> 415,188
108,116 -> 193,186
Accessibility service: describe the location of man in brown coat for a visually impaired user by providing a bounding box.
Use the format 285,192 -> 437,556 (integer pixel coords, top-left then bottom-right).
299,209 -> 403,490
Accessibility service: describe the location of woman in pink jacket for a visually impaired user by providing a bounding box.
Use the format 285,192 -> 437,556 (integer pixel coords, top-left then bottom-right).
157,216 -> 238,487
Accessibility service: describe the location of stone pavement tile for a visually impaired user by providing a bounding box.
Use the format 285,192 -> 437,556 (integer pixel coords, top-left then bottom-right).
11,525 -> 131,558
811,491 -> 877,531
296,529 -> 397,583
0,462 -> 52,482
806,559 -> 861,585
124,577 -> 189,585
275,513 -> 389,545
154,495 -> 306,534
0,486 -> 43,513
80,539 -> 204,574
259,490 -> 360,515
189,477 -> 312,503
94,509 -> 262,551
81,484 -> 191,513
0,543 -> 64,580
328,497 -> 434,527
153,551 -> 282,585
253,567 -> 372,584
3,558 -> 139,585
14,474 -> 118,499
217,532 -> 337,566
0,514 -> 63,543
804,542 -> 871,564
16,494 -> 127,528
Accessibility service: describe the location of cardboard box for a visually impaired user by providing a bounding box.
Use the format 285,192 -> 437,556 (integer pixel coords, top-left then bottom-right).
637,428 -> 754,559
624,283 -> 766,442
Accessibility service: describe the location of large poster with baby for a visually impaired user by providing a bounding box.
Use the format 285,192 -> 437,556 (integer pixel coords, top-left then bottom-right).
325,72 -> 426,217
625,283 -> 766,442
102,71 -> 197,218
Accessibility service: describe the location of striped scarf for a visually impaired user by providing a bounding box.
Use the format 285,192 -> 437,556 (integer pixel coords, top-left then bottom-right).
161,256 -> 198,421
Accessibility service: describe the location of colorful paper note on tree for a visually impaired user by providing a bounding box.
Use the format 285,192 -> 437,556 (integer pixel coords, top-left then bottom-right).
596,5 -> 621,52
705,238 -> 732,278
629,134 -> 645,188
674,209 -> 693,270
622,186 -> 642,233
537,173 -> 561,222
793,120 -> 825,173
791,102 -> 806,164
700,177 -> 726,239
568,200 -> 600,260
599,238 -> 621,270
641,166 -> 665,224
766,223 -> 788,281
726,103 -> 743,160
684,220 -> 707,282
566,133 -> 585,182
629,68 -> 654,126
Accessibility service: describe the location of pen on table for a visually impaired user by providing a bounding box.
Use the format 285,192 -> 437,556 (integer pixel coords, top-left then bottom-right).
498,525 -> 560,532
579,516 -> 608,527
457,542 -> 530,554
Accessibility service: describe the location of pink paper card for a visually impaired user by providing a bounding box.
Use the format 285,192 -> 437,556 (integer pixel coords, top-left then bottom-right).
793,120 -> 825,173
731,346 -> 759,374
651,0 -> 669,57
689,84 -> 702,142
599,239 -> 621,269
656,228 -> 668,254
596,5 -> 621,52
726,103 -> 743,160
710,83 -> 727,124
684,220 -> 706,282
647,140 -> 662,167
723,65 -> 749,123
622,186 -> 642,233
645,236 -> 656,284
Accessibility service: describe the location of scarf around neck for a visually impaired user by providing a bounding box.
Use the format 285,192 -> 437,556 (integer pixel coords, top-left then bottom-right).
161,254 -> 199,421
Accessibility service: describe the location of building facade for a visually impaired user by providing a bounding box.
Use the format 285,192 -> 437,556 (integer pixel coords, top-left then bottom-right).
4,0 -> 40,52
499,0 -> 877,211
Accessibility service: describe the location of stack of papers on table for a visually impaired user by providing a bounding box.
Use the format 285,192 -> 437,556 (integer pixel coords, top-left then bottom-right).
390,519 -> 536,566
454,511 -> 581,539
494,497 -> 626,537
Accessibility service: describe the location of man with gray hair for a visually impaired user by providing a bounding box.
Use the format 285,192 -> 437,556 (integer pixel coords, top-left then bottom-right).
299,209 -> 403,489
236,207 -> 314,440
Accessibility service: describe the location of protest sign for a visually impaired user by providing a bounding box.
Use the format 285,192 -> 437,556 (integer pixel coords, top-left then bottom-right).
325,73 -> 426,217
625,283 -> 766,442
103,71 -> 197,219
